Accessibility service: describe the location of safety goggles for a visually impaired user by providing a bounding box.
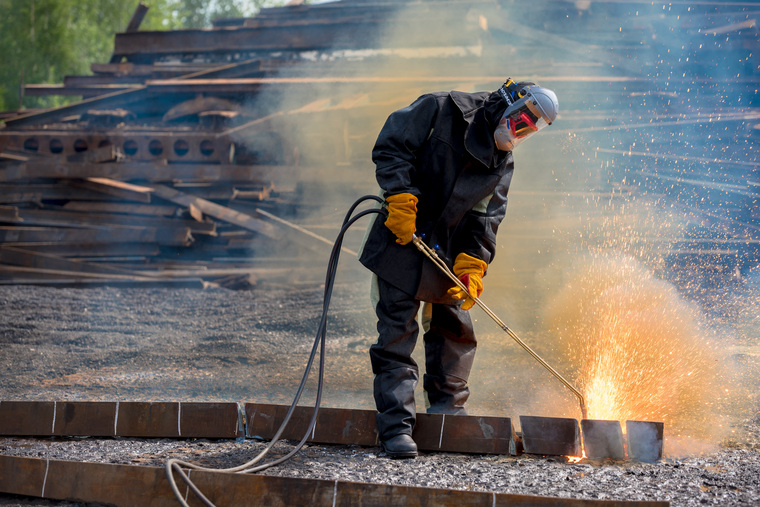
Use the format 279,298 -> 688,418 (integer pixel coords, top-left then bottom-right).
509,110 -> 539,138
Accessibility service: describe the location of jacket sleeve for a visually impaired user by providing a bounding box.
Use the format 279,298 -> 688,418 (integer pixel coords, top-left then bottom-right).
371,94 -> 440,197
454,160 -> 514,266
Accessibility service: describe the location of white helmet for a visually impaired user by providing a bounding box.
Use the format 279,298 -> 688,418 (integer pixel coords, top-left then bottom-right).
493,79 -> 558,151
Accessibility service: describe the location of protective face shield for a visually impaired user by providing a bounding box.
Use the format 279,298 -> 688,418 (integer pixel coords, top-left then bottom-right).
494,80 -> 558,151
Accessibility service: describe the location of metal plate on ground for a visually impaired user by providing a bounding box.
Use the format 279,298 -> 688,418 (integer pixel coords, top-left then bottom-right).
626,420 -> 664,462
581,419 -> 625,460
520,415 -> 581,457
0,455 -> 672,507
246,403 -> 519,455
0,400 -> 243,439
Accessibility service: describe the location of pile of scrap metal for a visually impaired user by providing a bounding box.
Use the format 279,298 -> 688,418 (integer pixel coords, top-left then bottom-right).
0,0 -> 447,287
1,0 -> 758,288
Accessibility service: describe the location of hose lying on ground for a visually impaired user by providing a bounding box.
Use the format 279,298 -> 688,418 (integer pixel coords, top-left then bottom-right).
165,194 -> 386,507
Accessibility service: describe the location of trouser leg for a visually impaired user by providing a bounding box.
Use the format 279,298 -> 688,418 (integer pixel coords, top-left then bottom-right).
369,276 -> 420,440
422,302 -> 477,414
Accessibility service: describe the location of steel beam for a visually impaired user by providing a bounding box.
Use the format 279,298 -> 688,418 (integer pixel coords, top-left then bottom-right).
0,224 -> 189,247
0,455 -> 671,507
61,201 -> 178,217
111,19 -> 477,58
24,83 -> 138,97
520,416 -> 582,457
18,242 -> 160,257
149,184 -> 280,239
581,419 -> 625,461
0,206 -> 209,238
0,160 -> 294,184
245,403 -> 519,456
0,246 -> 153,279
4,59 -> 262,128
76,178 -> 154,203
626,421 -> 664,463
0,401 -> 243,439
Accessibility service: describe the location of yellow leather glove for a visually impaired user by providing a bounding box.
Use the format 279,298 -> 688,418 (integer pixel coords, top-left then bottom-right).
384,193 -> 418,245
446,252 -> 487,311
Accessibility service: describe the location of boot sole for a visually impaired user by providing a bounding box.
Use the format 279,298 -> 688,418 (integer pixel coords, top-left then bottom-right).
381,444 -> 418,459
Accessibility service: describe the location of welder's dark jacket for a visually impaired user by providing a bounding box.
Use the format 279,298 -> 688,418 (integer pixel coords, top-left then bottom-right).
359,90 -> 514,303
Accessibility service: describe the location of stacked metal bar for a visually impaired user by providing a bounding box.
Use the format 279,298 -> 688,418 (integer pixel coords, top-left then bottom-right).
0,0 -> 757,287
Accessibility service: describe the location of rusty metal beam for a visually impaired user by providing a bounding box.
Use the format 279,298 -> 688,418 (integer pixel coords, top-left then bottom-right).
24,83 -> 139,97
78,177 -> 154,203
0,206 -> 210,237
61,201 -> 178,217
91,62 -> 215,76
113,4 -> 485,58
0,225 -> 187,247
149,184 -> 280,239
112,23 -> 374,57
0,270 -> 209,288
245,403 -> 519,456
581,420 -> 625,461
0,245 -> 154,279
221,2 -> 406,28
520,416 -> 582,457
142,75 -> 489,94
0,160 -> 295,183
26,73 -> 489,99
0,401 -> 243,439
5,58 -> 263,128
35,61 -> 268,96
125,2 -> 149,32
626,421 -> 664,463
0,191 -> 42,204
0,134 -> 235,163
16,242 -> 160,257
0,455 -> 671,507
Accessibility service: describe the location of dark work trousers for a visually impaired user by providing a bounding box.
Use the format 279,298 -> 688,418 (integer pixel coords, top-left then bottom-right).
370,275 -> 477,441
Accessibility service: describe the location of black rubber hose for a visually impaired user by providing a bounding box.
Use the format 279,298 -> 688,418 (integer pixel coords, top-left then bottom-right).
167,195 -> 387,506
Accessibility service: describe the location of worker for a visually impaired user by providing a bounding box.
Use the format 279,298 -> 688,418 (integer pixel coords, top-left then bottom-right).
359,79 -> 558,458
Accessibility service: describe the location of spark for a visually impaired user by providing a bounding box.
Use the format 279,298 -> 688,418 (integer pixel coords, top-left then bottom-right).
542,252 -> 726,438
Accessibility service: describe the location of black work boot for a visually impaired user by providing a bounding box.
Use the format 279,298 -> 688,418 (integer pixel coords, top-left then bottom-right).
381,434 -> 418,459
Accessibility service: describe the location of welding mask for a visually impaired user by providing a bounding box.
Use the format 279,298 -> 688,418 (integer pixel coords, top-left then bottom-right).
494,80 -> 558,151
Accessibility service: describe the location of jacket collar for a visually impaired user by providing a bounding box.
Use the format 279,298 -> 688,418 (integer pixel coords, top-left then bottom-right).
450,91 -> 499,168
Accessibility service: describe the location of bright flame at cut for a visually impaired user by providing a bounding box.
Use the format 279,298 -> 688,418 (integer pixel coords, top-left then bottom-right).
541,253 -> 727,441
566,451 -> 586,464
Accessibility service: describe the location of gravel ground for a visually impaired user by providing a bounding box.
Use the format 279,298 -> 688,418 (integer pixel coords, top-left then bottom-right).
0,425 -> 759,506
0,266 -> 759,506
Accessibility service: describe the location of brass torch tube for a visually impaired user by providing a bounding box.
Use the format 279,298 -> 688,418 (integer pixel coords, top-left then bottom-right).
412,236 -> 588,420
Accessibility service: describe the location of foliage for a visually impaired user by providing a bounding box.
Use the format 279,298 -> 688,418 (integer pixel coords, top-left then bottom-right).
0,0 -> 288,112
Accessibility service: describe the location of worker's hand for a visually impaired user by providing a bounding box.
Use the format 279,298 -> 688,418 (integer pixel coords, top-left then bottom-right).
447,252 -> 487,310
384,193 -> 418,245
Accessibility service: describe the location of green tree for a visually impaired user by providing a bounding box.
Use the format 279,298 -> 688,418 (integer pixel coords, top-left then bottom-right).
0,0 -> 286,112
